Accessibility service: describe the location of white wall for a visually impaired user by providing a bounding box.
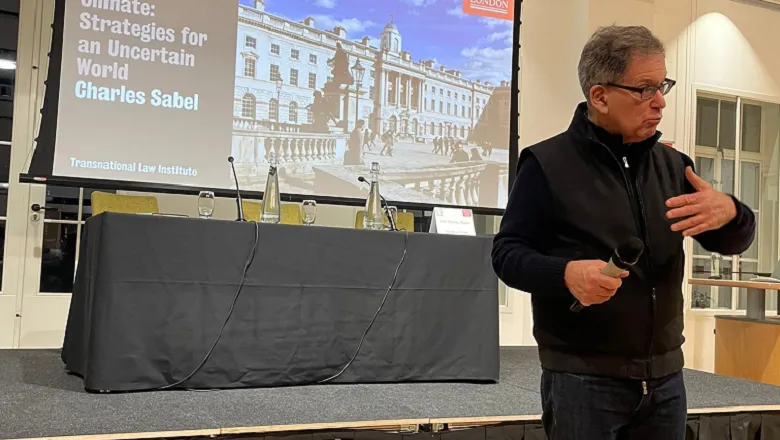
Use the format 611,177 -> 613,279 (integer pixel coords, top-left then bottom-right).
694,0 -> 780,99
518,0 -> 591,148
517,0 -> 780,371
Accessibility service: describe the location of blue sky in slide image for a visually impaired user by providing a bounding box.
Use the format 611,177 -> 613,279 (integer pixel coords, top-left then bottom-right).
237,0 -> 514,85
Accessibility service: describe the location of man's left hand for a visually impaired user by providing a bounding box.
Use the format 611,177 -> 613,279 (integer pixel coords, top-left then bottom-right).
666,167 -> 737,237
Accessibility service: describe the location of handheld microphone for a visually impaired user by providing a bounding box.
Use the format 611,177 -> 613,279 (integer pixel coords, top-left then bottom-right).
570,237 -> 644,312
228,156 -> 246,222
357,176 -> 398,231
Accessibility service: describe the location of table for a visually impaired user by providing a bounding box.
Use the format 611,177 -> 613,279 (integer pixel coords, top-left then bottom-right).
688,278 -> 780,385
62,213 -> 499,392
689,278 -> 780,320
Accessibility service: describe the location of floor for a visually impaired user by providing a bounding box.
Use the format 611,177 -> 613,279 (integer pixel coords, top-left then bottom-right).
2,347 -> 780,439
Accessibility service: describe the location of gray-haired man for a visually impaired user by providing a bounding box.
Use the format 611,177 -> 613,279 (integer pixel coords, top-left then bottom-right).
492,26 -> 755,439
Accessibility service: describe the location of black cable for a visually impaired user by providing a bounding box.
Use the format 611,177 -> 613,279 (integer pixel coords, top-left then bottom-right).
316,231 -> 409,384
135,224 -> 402,391
150,221 -> 261,391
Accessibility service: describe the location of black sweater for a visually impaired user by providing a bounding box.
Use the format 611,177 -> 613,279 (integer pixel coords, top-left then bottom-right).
493,122 -> 756,297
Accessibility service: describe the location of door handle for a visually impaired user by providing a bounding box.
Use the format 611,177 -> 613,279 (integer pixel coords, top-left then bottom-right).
31,204 -> 58,212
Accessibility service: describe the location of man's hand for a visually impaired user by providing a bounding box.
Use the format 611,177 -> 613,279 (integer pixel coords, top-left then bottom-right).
564,260 -> 628,307
666,167 -> 737,237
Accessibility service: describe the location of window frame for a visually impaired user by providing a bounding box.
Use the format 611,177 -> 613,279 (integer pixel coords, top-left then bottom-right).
690,89 -> 780,314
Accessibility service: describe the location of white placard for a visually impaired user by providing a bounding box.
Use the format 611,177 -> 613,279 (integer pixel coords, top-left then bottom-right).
429,207 -> 476,235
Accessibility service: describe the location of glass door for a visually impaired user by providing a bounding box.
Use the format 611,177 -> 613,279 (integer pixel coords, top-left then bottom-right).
0,0 -> 61,348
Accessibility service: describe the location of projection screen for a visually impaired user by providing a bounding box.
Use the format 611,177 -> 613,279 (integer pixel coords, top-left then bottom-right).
41,0 -> 518,210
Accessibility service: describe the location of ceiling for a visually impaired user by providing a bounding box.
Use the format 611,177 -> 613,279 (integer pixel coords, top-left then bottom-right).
0,0 -> 19,144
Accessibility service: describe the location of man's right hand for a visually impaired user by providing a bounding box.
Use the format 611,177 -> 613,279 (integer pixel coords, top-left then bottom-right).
564,260 -> 628,307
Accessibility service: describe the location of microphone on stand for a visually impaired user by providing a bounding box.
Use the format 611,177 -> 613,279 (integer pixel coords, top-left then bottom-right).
570,237 -> 644,312
228,156 -> 246,222
357,176 -> 398,231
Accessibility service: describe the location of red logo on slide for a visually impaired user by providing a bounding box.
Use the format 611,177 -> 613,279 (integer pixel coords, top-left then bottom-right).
463,0 -> 514,21
462,209 -> 472,217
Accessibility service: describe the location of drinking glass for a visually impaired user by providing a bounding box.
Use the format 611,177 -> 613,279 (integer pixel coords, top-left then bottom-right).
198,191 -> 215,219
302,200 -> 317,225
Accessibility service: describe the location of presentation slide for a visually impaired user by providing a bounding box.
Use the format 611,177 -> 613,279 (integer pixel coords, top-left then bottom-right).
52,0 -> 516,209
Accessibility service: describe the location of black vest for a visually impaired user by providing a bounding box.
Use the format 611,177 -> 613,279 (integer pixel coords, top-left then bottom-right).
526,104 -> 687,379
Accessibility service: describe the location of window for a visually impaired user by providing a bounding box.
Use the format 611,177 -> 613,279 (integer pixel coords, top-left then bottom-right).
290,69 -> 298,87
742,104 -> 762,153
243,56 -> 256,78
241,93 -> 256,119
270,43 -> 280,55
308,72 -> 316,89
439,102 -> 443,113
289,102 -> 298,123
309,54 -> 317,64
291,49 -> 300,60
269,98 -> 279,120
691,95 -> 780,313
270,64 -> 281,82
245,36 -> 256,49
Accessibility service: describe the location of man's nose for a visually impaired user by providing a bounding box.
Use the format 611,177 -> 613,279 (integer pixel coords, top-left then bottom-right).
651,89 -> 667,109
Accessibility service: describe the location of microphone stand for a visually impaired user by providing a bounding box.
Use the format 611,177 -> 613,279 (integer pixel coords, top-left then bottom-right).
357,176 -> 398,231
228,156 -> 246,221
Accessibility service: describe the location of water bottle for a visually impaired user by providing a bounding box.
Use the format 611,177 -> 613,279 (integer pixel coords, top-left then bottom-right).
261,151 -> 281,223
363,162 -> 385,230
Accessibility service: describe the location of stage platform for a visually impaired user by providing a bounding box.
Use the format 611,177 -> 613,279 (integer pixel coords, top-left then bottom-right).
2,347 -> 780,440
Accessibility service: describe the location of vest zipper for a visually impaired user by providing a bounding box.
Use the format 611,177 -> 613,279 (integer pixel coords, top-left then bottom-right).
632,172 -> 657,379
592,139 -> 657,380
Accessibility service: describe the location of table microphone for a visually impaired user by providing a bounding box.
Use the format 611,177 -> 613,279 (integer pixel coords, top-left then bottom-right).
227,156 -> 246,221
570,237 -> 644,312
357,176 -> 398,231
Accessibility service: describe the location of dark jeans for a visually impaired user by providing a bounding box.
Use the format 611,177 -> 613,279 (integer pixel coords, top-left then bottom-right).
541,369 -> 687,440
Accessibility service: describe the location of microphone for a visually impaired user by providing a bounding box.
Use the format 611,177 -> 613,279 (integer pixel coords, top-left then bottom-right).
357,176 -> 398,231
570,237 -> 644,312
228,156 -> 246,222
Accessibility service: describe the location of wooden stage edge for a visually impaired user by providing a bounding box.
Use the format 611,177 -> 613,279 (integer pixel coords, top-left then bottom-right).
13,407 -> 780,440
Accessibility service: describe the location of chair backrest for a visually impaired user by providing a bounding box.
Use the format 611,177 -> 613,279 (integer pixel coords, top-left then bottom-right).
355,210 -> 415,232
91,192 -> 159,216
242,201 -> 302,225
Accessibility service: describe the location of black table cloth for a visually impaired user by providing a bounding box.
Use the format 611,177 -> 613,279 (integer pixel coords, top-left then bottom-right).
62,212 -> 499,391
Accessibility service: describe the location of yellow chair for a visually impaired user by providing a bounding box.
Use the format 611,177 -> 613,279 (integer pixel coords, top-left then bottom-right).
242,201 -> 302,225
355,210 -> 415,232
91,191 -> 159,216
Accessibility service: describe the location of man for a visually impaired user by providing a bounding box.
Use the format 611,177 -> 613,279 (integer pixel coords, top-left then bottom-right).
344,119 -> 364,165
492,26 -> 755,440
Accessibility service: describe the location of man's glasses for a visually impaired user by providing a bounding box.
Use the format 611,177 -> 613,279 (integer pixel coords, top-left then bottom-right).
604,78 -> 677,100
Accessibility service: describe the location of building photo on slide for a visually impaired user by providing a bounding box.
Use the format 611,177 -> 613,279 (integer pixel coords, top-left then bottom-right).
230,0 -> 513,210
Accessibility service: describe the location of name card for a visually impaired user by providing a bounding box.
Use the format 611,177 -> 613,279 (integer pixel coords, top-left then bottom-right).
429,207 -> 476,235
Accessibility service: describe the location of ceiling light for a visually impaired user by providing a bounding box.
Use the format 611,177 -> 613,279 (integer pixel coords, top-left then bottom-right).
0,60 -> 16,70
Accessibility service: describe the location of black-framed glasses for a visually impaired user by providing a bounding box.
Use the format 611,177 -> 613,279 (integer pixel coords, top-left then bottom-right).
604,78 -> 677,100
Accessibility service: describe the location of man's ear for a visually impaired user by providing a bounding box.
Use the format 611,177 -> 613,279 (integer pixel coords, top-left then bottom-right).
589,85 -> 609,115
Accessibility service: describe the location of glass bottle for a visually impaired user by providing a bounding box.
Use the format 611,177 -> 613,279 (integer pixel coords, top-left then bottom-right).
363,162 -> 384,230
261,151 -> 281,223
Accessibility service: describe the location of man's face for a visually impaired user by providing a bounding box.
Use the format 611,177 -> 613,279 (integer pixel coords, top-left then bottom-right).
594,53 -> 667,143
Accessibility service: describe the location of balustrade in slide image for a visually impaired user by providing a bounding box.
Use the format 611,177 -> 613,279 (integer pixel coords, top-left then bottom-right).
231,117 -> 508,207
